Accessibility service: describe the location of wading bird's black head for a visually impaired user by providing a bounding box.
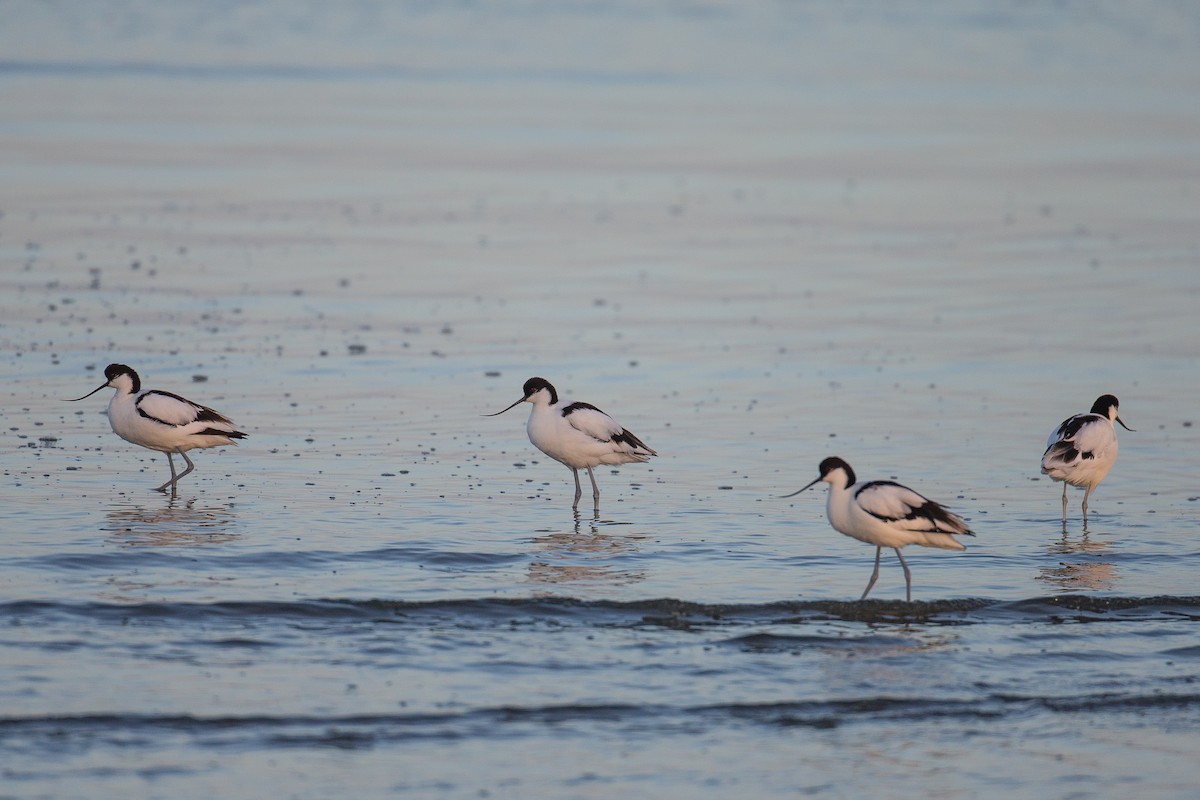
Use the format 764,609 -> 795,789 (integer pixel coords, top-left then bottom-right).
817,456 -> 855,486
482,376 -> 558,417
521,377 -> 556,405
104,364 -> 140,392
780,456 -> 856,498
1091,394 -> 1133,431
1089,394 -> 1118,415
67,363 -> 141,402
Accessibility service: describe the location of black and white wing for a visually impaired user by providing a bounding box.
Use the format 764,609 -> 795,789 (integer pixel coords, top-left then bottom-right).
854,480 -> 972,535
562,402 -> 656,456
1042,413 -> 1108,471
136,390 -> 239,434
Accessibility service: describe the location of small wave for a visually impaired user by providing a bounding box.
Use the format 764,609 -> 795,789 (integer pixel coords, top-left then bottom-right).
990,595 -> 1200,622
0,599 -> 373,623
4,595 -> 1198,628
7,546 -> 526,573
718,631 -> 916,653
1161,645 -> 1200,657
4,691 -> 1198,749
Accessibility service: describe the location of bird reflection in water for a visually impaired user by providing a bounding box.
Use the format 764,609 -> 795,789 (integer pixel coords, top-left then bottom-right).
103,496 -> 240,546
1036,529 -> 1118,592
526,510 -> 647,587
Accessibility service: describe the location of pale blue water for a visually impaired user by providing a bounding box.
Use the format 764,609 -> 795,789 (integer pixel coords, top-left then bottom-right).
2,2 -> 1200,798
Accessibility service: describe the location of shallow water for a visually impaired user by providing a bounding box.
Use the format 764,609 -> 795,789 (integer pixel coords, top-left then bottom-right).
2,2 -> 1200,798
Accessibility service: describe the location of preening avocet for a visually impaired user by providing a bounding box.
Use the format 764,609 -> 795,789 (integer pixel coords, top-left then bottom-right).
484,377 -> 657,511
69,363 -> 247,494
1041,394 -> 1132,526
782,457 -> 973,602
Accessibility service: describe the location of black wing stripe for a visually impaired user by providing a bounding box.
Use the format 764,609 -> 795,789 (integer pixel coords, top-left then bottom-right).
561,401 -> 604,416
135,405 -> 180,428
193,427 -> 247,438
1056,414 -> 1100,442
1044,442 -> 1080,462
613,429 -> 654,453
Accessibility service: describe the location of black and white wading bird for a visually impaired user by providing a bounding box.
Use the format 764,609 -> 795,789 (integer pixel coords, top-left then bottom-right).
484,377 -> 657,511
1041,394 -> 1132,526
69,364 -> 247,494
782,457 -> 974,602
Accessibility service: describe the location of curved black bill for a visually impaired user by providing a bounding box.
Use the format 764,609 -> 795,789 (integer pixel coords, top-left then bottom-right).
65,382 -> 110,402
481,396 -> 527,417
1116,416 -> 1134,432
779,475 -> 822,499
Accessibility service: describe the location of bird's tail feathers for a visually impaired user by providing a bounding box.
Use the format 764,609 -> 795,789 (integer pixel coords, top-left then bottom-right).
917,531 -> 969,550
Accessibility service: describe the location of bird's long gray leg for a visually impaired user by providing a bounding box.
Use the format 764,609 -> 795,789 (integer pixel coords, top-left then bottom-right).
1061,483 -> 1068,524
1081,485 -> 1092,529
586,466 -> 600,513
154,452 -> 179,493
895,548 -> 912,602
176,450 -> 196,485
860,547 -> 883,600
572,468 -> 583,509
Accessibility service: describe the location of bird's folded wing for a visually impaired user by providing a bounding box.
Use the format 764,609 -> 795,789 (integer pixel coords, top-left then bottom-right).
856,481 -> 966,533
562,402 -> 622,443
137,390 -> 227,427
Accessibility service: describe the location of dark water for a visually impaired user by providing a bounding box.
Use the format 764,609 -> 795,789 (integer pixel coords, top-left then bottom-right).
5,590 -> 1200,796
3,1 -> 1200,797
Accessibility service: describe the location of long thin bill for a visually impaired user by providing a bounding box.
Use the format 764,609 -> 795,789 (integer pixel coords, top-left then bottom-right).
65,382 -> 110,402
481,397 -> 526,417
1116,416 -> 1135,431
779,476 -> 822,499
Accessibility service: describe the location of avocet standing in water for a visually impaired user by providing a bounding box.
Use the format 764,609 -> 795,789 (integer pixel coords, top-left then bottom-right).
782,457 -> 973,602
69,363 -> 247,494
1041,394 -> 1132,526
484,377 -> 657,511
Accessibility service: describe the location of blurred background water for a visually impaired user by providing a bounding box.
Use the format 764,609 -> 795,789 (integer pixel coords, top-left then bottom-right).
2,1 -> 1199,798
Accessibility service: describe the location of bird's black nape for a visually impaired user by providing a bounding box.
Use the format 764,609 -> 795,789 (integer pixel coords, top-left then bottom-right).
105,363 -> 141,393
1088,393 -> 1134,431
522,377 -> 557,405
818,456 -> 855,487
1089,394 -> 1119,415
